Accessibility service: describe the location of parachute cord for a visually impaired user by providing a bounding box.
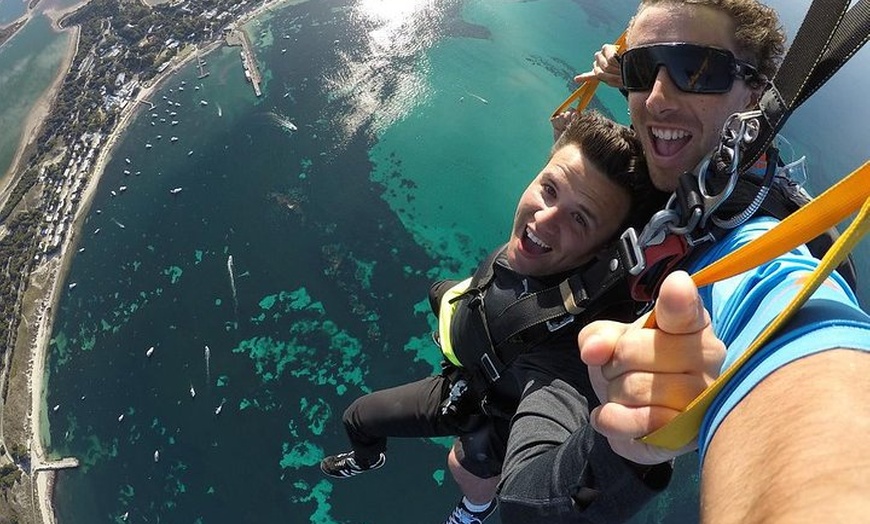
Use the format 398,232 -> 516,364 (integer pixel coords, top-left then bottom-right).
713,184 -> 771,229
712,146 -> 780,230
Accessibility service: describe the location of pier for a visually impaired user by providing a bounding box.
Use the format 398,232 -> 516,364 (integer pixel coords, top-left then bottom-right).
225,28 -> 262,97
32,456 -> 79,473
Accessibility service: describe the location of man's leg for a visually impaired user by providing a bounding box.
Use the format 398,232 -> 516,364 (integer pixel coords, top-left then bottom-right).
448,446 -> 499,504
321,375 -> 453,478
497,378 -> 668,523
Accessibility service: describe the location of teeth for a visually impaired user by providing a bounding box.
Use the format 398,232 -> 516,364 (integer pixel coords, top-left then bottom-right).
526,227 -> 551,249
651,127 -> 690,140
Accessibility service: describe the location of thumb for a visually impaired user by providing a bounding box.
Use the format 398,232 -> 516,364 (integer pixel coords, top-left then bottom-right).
573,70 -> 596,84
654,271 -> 709,335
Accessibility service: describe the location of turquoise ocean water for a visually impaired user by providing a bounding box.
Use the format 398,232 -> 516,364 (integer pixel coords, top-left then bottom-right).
25,0 -> 869,523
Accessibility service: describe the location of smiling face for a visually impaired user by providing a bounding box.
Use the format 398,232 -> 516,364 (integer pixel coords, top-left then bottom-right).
505,144 -> 631,277
627,4 -> 758,191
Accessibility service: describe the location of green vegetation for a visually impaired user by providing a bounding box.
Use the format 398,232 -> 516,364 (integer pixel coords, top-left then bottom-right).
0,464 -> 22,490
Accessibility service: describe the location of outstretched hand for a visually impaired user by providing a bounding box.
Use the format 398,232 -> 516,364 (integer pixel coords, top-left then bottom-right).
579,271 -> 726,464
574,43 -> 623,88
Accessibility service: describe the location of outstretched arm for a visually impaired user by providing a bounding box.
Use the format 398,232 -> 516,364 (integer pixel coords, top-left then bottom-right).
703,348 -> 870,523
582,265 -> 870,522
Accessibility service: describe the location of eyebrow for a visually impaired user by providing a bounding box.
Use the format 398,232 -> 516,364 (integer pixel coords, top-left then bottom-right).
552,165 -> 598,228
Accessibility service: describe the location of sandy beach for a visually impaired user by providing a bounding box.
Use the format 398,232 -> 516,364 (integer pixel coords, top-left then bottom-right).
25,45 -> 211,524
20,0 -> 306,521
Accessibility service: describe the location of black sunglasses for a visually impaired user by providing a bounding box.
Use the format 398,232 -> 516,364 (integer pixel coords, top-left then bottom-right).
619,42 -> 764,94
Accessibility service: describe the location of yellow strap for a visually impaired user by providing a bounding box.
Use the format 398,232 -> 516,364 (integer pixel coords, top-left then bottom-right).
550,32 -> 627,119
642,161 -> 870,449
438,278 -> 473,367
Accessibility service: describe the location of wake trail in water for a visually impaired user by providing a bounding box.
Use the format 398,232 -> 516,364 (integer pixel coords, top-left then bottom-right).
204,345 -> 211,385
227,254 -> 238,313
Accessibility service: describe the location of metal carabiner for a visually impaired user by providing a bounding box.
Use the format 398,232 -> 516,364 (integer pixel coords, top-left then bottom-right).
696,110 -> 762,226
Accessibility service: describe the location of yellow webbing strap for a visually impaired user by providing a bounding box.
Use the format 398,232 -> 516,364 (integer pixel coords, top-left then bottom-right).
550,32 -> 627,119
438,278 -> 473,367
642,160 -> 870,449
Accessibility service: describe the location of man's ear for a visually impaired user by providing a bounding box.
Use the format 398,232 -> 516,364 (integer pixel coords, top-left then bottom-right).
747,87 -> 764,109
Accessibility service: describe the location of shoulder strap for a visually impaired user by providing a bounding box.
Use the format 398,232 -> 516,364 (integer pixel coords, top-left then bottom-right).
741,0 -> 870,172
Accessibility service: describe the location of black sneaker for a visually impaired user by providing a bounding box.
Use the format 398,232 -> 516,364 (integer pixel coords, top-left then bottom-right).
320,451 -> 386,479
445,499 -> 496,524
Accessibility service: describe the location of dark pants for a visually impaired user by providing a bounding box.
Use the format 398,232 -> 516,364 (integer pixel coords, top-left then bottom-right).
341,373 -> 508,478
497,378 -> 671,523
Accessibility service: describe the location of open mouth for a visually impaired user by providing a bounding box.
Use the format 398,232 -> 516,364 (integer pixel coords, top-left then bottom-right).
521,226 -> 551,255
650,126 -> 691,157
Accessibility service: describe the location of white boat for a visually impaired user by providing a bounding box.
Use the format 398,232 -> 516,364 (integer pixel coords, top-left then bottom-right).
68,282 -> 77,290
123,169 -> 131,175
125,158 -> 131,164
153,450 -> 160,462
170,187 -> 182,194
78,247 -> 85,253
53,404 -> 60,412
200,100 -> 208,106
93,228 -> 101,235
119,185 -> 127,192
190,384 -> 196,398
171,121 -> 179,126
188,150 -> 193,156
170,137 -> 178,142
146,346 -> 155,357
118,413 -> 124,422
145,143 -> 152,149
110,190 -> 117,197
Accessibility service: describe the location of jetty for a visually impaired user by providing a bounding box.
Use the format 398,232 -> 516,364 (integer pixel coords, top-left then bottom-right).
32,456 -> 80,473
224,28 -> 262,97
197,57 -> 210,79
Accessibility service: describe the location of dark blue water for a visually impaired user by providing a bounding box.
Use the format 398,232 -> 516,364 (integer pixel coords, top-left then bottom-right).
43,1 -> 867,523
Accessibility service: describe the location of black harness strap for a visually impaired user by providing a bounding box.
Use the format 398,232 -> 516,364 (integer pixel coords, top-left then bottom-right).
450,0 -> 869,383
741,0 -> 870,171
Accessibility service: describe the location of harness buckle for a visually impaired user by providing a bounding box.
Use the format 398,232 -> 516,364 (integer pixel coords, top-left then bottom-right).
546,315 -> 575,332
621,227 -> 645,276
480,354 -> 500,382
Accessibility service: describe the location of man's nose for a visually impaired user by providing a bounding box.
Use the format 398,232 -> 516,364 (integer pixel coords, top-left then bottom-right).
534,205 -> 561,232
645,67 -> 680,115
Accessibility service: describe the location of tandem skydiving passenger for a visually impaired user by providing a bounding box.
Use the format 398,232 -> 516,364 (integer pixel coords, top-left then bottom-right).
319,110 -> 675,524
496,1 -> 870,523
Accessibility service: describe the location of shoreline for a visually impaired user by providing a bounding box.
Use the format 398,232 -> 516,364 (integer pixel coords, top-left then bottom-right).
26,42 -> 213,524
0,15 -> 77,201
23,1 -> 306,522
